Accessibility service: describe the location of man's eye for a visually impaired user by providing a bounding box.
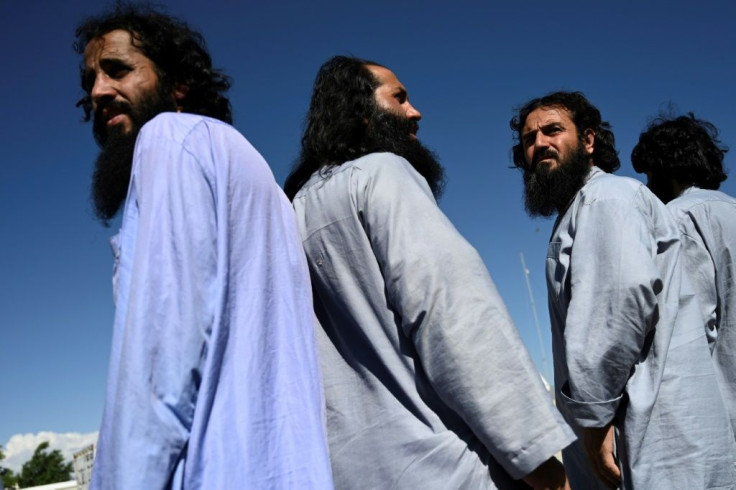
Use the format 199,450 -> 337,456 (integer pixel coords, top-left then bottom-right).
108,66 -> 131,79
100,60 -> 132,79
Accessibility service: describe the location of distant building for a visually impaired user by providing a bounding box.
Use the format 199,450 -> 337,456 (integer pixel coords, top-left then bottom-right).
17,443 -> 97,490
72,445 -> 94,490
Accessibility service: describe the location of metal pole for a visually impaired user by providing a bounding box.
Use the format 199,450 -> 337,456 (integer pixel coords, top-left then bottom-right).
520,252 -> 550,382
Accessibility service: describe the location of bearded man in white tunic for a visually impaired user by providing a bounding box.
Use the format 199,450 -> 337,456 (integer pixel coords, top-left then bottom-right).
284,56 -> 577,490
511,91 -> 735,489
76,5 -> 332,488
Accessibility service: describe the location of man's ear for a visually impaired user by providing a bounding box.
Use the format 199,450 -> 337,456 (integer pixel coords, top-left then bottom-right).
583,128 -> 595,155
173,84 -> 189,112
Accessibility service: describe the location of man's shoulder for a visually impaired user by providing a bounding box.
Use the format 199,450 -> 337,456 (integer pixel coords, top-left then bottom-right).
302,153 -> 412,190
297,152 -> 425,201
580,169 -> 649,205
134,113 -> 273,184
567,169 -> 678,239
586,169 -> 642,193
138,112 -> 238,146
349,152 -> 409,171
669,188 -> 736,226
352,152 -> 430,193
350,152 -> 421,183
572,169 -> 671,225
671,187 -> 736,209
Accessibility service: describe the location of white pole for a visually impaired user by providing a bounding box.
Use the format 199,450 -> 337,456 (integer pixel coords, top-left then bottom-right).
520,252 -> 550,382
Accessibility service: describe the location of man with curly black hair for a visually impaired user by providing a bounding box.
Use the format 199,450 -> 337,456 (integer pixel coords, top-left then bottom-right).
632,113 -> 736,443
285,56 -> 576,489
76,4 -> 332,488
511,92 -> 735,489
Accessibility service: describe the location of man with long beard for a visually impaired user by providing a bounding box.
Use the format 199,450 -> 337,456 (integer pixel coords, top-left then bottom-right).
511,91 -> 735,489
284,56 -> 576,489
75,5 -> 332,488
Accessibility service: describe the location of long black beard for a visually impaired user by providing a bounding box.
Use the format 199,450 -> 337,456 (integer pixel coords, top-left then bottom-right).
364,108 -> 446,199
91,84 -> 177,225
523,142 -> 592,217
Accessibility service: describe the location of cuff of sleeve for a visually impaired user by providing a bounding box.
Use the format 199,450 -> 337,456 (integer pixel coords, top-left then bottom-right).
557,382 -> 622,428
504,423 -> 577,479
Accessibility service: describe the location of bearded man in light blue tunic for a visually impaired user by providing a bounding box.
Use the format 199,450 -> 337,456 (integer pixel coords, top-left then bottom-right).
511,92 -> 735,489
284,56 -> 576,490
75,5 -> 332,488
632,113 -> 736,444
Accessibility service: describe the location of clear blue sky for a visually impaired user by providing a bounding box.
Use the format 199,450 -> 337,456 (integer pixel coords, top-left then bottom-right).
2,0 -> 735,445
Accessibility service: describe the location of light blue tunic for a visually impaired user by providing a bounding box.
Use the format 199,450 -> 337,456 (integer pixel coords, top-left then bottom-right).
91,113 -> 333,489
667,186 -> 736,440
547,167 -> 735,489
293,153 -> 576,489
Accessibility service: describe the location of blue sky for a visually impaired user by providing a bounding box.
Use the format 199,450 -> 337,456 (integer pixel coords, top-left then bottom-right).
1,0 -> 735,446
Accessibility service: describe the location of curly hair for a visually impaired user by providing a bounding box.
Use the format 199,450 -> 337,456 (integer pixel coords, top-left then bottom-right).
283,55 -> 384,200
74,2 -> 232,124
631,113 -> 728,189
510,91 -> 620,173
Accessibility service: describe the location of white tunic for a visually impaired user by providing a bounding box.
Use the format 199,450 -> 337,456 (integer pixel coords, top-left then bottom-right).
92,113 -> 333,489
667,186 -> 736,440
547,167 -> 735,489
293,152 -> 575,489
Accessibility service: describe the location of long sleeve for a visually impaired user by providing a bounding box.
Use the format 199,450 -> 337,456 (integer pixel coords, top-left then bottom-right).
557,186 -> 664,427
355,155 -> 574,479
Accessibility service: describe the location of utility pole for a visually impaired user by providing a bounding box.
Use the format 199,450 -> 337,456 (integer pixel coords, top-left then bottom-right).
520,252 -> 550,383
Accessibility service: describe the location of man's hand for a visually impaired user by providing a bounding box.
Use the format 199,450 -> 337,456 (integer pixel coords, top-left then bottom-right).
521,456 -> 570,490
582,424 -> 621,489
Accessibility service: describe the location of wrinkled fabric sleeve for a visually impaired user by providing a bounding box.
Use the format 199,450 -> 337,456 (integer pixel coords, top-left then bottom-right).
558,188 -> 661,427
92,129 -> 217,489
354,155 -> 575,479
678,217 -> 718,350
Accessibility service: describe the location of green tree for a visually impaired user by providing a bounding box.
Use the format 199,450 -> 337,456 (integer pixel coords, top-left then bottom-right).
0,445 -> 18,489
16,442 -> 72,488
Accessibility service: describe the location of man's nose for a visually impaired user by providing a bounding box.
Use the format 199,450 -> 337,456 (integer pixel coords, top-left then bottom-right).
406,103 -> 421,121
90,74 -> 116,108
534,131 -> 550,149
